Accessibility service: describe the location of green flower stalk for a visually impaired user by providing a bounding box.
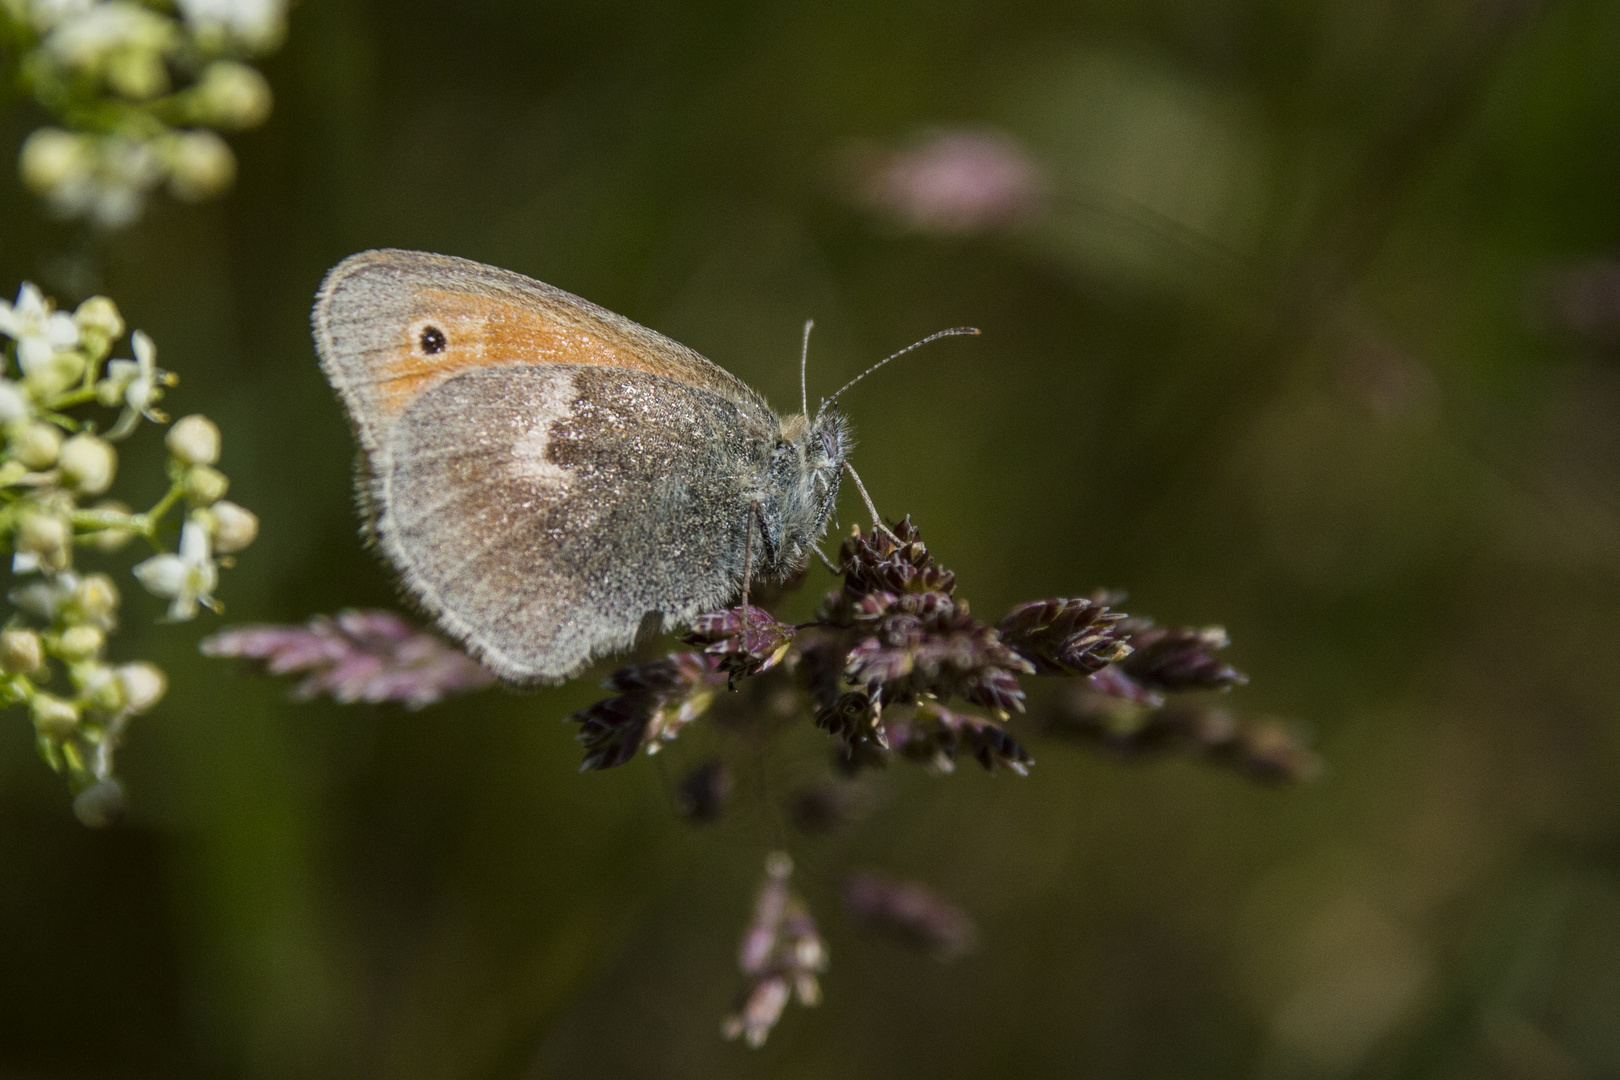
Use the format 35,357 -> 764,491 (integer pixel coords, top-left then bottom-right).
0,280 -> 257,824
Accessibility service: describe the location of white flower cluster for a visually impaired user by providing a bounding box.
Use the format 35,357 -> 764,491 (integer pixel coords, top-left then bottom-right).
3,0 -> 287,227
0,281 -> 258,824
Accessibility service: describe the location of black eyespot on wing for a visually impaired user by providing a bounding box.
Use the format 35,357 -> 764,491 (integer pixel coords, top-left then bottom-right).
419,325 -> 447,355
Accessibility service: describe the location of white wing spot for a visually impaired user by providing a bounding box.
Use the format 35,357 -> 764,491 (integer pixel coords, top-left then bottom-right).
509,374 -> 578,491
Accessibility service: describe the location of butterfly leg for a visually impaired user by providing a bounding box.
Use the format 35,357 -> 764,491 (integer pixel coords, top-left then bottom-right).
812,544 -> 841,574
740,499 -> 764,621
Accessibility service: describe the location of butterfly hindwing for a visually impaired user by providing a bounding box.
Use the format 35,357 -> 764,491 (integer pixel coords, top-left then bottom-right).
380,364 -> 761,682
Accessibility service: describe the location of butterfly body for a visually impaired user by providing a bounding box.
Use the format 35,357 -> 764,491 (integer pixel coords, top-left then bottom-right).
313,250 -> 847,683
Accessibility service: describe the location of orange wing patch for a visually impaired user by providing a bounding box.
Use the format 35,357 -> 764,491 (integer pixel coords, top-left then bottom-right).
315,249 -> 769,456
372,289 -> 680,417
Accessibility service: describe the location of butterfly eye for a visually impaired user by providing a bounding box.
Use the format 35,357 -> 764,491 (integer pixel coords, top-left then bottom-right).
819,429 -> 837,459
419,325 -> 447,355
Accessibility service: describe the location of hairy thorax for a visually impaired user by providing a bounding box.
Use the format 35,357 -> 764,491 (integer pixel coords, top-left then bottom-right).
750,408 -> 849,578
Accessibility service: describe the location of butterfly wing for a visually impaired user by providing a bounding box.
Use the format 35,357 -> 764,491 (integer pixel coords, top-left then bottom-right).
312,249 -> 774,461
379,364 -> 759,682
311,249 -> 782,682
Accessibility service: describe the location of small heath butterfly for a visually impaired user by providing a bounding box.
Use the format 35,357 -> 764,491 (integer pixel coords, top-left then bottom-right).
313,249 -> 883,684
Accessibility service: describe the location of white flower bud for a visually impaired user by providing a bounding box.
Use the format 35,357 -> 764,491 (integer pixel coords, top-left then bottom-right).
73,778 -> 125,828
71,573 -> 121,627
73,296 -> 125,342
82,663 -> 122,711
27,351 -> 87,398
30,692 -> 79,738
193,61 -> 272,129
0,381 -> 30,424
177,0 -> 287,52
44,2 -> 177,71
10,577 -> 67,621
11,421 -> 62,469
91,530 -> 132,551
57,624 -> 104,661
58,433 -> 117,494
183,464 -> 229,505
106,48 -> 169,99
166,413 -> 220,464
116,662 -> 166,713
15,510 -> 70,573
89,136 -> 161,230
206,500 -> 258,553
166,131 -> 236,202
0,629 -> 44,675
19,128 -> 91,195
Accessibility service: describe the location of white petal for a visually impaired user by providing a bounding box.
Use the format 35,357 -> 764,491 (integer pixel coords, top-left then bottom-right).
46,311 -> 80,348
125,375 -> 154,411
17,336 -> 54,375
178,519 -> 212,563
194,558 -> 219,597
132,330 -> 155,373
14,283 -> 47,321
133,554 -> 187,597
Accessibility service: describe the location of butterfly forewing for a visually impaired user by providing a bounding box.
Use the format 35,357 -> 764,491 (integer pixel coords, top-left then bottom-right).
313,249 -> 774,462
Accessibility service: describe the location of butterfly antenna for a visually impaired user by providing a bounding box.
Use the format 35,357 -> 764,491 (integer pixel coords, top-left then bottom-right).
799,318 -> 814,418
817,326 -> 980,416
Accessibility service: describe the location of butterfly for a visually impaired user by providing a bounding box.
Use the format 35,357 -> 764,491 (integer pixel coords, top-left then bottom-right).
312,249 -> 864,684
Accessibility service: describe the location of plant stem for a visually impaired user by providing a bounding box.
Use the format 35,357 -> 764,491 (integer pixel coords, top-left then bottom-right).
70,477 -> 185,546
143,479 -> 185,531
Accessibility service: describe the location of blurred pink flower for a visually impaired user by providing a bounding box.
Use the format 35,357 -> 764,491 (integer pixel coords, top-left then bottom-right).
839,128 -> 1048,235
1535,257 -> 1620,342
201,608 -> 496,708
1333,308 -> 1437,423
723,853 -> 826,1048
842,869 -> 978,959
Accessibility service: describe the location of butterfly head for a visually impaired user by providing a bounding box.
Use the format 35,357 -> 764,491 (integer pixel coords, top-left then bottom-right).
757,407 -> 849,575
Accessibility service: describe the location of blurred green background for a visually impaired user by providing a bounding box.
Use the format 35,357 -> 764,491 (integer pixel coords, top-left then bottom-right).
6,0 -> 1620,1076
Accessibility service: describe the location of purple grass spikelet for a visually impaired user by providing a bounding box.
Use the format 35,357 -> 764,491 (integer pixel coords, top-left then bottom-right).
201,609 -> 496,708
